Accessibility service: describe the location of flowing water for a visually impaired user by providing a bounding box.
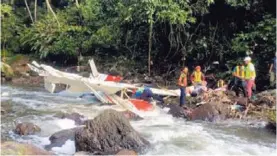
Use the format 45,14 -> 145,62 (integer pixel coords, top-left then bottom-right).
1,85 -> 276,155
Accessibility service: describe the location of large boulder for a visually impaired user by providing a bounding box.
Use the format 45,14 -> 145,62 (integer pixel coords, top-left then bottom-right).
1,141 -> 52,155
188,103 -> 231,121
45,127 -> 82,150
55,112 -> 85,125
254,89 -> 276,107
75,109 -> 150,155
14,122 -> 41,136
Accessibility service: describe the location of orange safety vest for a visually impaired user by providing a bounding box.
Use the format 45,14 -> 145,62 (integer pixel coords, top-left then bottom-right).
178,73 -> 187,86
234,66 -> 245,78
194,71 -> 202,83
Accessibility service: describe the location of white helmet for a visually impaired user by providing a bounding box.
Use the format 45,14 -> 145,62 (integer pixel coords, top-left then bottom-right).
244,56 -> 251,61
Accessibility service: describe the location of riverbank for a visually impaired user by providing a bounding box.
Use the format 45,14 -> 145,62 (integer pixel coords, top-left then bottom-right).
1,85 -> 276,155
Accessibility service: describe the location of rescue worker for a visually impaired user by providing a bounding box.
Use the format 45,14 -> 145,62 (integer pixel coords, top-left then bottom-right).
232,62 -> 245,86
269,52 -> 276,87
190,66 -> 205,87
232,62 -> 246,97
178,67 -> 188,107
244,56 -> 256,99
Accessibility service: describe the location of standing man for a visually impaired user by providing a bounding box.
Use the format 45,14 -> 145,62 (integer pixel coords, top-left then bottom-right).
178,67 -> 188,107
244,56 -> 256,99
232,62 -> 246,97
190,66 -> 205,86
269,53 -> 276,87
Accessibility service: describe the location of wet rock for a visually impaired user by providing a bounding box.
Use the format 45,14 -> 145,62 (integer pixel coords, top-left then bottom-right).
55,112 -> 85,125
1,100 -> 13,115
122,111 -> 143,121
167,104 -> 187,118
75,109 -> 150,154
254,89 -> 276,107
265,122 -> 276,134
116,149 -> 137,155
189,103 -> 230,121
1,141 -> 52,155
14,122 -> 41,135
189,103 -> 219,121
45,127 -> 82,150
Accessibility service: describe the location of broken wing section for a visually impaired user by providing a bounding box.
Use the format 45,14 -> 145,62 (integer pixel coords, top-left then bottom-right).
89,59 -> 99,78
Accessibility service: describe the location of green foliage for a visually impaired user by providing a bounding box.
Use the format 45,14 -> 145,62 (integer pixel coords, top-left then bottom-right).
1,0 -> 276,89
1,62 -> 14,77
232,15 -> 276,54
1,4 -> 22,54
20,11 -> 89,59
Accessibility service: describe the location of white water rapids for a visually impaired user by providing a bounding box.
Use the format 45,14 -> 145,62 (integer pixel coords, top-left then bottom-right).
1,85 -> 276,155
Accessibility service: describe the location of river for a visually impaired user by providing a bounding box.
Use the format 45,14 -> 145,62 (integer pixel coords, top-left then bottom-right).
1,85 -> 276,155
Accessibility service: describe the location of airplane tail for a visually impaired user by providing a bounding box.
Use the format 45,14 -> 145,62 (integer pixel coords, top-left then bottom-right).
89,59 -> 99,78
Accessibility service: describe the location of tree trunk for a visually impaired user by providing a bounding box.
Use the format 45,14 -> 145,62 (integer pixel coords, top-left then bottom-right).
34,0 -> 37,22
148,16 -> 153,76
45,0 -> 60,27
75,0 -> 80,8
24,0 -> 34,23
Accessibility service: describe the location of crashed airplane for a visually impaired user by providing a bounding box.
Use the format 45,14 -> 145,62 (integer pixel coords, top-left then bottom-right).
27,59 -> 180,115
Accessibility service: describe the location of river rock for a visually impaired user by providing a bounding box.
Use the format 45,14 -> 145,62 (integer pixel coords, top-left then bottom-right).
55,112 -> 85,125
188,103 -> 230,121
1,141 -> 52,155
45,127 -> 82,150
75,109 -> 150,154
167,104 -> 188,118
14,122 -> 41,135
116,149 -> 137,155
254,89 -> 276,107
1,100 -> 13,115
265,122 -> 276,134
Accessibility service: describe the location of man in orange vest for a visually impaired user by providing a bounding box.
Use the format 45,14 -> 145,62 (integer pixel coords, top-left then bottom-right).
178,67 -> 188,107
190,66 -> 205,87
